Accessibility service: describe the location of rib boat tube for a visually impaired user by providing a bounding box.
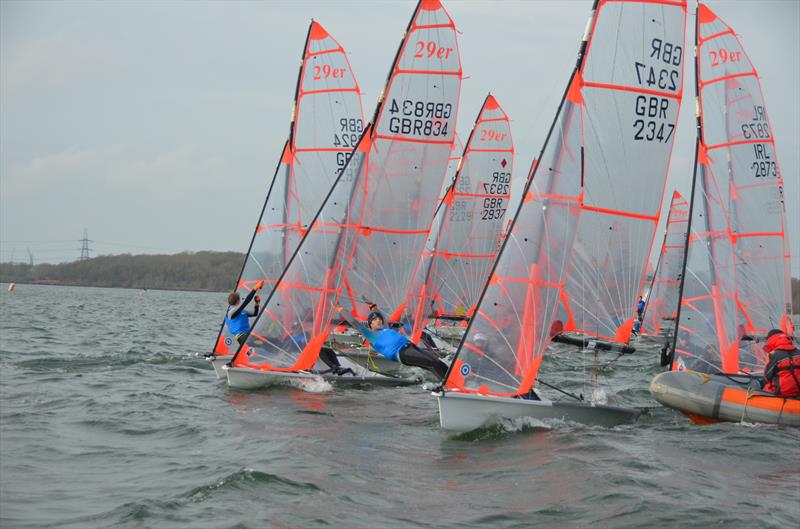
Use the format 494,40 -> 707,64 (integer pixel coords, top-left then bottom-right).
436,391 -> 640,432
650,371 -> 800,426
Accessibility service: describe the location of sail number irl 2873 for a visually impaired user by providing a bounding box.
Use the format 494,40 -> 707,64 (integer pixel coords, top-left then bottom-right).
632,38 -> 681,143
388,99 -> 452,138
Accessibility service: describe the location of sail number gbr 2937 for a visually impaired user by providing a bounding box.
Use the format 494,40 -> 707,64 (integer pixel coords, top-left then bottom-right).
632,38 -> 681,143
387,98 -> 452,138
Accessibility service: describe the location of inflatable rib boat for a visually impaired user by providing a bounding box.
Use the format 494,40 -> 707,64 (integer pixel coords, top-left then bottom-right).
650,371 -> 800,426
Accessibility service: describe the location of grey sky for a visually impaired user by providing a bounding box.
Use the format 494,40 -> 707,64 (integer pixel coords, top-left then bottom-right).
1,0 -> 798,275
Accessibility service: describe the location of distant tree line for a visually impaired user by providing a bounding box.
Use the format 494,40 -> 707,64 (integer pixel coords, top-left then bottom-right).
1,253 -> 799,312
0,252 -> 247,292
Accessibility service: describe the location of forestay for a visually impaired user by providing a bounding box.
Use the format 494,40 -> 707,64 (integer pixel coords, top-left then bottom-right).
671,3 -> 792,374
211,22 -> 363,356
406,95 -> 514,342
559,0 -> 688,345
642,190 -> 689,337
444,0 -> 687,397
231,0 -> 462,372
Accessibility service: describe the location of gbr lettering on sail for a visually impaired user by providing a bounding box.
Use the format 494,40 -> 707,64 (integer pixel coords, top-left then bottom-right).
633,38 -> 682,143
386,37 -> 458,139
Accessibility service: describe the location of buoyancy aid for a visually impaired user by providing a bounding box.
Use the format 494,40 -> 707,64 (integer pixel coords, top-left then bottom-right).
225,307 -> 251,335
762,333 -> 800,398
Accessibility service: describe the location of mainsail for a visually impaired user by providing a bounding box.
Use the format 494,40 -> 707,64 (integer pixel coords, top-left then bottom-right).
444,0 -> 687,397
406,95 -> 514,342
558,1 -> 688,346
642,190 -> 689,337
230,0 -> 462,372
671,3 -> 792,374
211,21 -> 364,356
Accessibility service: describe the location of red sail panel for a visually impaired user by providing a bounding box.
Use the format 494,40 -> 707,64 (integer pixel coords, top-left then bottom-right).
231,0 -> 462,372
642,190 -> 688,337
445,0 -> 687,397
212,21 -> 364,356
560,1 -> 688,346
407,95 -> 514,342
672,4 -> 791,374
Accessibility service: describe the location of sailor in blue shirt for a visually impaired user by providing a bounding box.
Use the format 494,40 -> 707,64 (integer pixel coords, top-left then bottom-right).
636,296 -> 645,321
225,281 -> 263,345
335,307 -> 449,380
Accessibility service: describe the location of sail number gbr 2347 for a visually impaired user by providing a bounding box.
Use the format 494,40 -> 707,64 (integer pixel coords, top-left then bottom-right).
632,38 -> 680,143
388,99 -> 452,138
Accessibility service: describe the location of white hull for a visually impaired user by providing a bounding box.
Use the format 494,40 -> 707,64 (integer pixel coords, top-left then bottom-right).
206,355 -> 231,379
336,347 -> 444,381
437,391 -> 641,432
224,357 -> 420,390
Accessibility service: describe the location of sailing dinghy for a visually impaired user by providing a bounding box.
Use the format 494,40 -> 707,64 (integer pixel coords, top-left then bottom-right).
225,0 -> 463,390
650,3 -> 797,426
436,0 -> 687,432
206,21 -> 365,378
639,190 -> 689,341
405,94 -> 514,348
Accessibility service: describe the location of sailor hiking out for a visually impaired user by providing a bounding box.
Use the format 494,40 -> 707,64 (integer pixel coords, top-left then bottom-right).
334,306 -> 449,380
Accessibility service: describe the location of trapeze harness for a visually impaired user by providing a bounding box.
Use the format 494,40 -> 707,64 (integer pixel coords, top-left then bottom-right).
762,333 -> 800,398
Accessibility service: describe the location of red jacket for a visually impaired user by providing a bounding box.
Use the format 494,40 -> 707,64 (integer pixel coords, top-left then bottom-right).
762,334 -> 800,397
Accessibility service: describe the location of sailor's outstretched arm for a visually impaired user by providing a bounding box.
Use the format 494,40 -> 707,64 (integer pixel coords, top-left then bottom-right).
333,305 -> 379,343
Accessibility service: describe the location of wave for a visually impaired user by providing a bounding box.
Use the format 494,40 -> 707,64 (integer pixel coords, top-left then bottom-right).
40,469 -> 323,529
181,468 -> 322,503
15,351 -> 210,372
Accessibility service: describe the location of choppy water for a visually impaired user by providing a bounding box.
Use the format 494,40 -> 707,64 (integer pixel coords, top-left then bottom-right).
0,284 -> 797,529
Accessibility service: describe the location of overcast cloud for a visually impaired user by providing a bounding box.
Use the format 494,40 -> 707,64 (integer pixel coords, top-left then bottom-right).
1,0 -> 798,275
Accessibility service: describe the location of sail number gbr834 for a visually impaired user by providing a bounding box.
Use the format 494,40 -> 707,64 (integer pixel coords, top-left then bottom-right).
387,99 -> 453,138
633,38 -> 682,143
